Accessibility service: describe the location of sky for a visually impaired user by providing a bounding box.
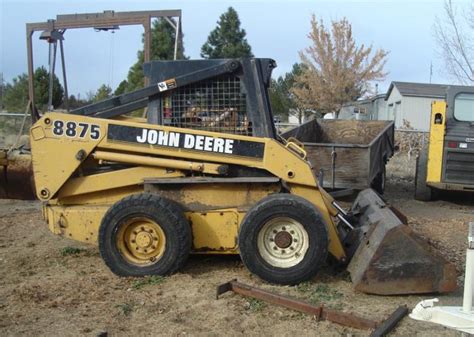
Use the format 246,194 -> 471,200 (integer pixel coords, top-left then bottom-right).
0,0 -> 471,97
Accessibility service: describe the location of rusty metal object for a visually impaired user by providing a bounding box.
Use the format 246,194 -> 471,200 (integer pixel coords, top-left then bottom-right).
0,149 -> 35,200
370,305 -> 408,337
347,189 -> 457,295
216,279 -> 378,330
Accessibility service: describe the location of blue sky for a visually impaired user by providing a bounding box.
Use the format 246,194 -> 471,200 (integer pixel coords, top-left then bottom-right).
0,0 -> 470,97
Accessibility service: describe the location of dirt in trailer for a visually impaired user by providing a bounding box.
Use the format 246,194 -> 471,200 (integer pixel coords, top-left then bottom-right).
1,154 -> 473,336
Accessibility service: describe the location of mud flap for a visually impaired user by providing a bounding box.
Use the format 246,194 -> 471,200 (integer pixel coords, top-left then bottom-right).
347,189 -> 457,295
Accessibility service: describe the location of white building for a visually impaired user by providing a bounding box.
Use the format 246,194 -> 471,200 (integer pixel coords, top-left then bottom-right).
340,82 -> 450,131
339,94 -> 387,121
382,81 -> 448,131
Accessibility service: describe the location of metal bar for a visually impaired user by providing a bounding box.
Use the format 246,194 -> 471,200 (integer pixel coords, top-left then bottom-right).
56,10 -> 182,21
70,59 -> 240,117
143,17 -> 151,87
26,10 -> 182,31
331,146 -> 336,189
331,200 -> 347,215
217,280 -> 322,317
337,213 -> 354,230
323,308 -> 378,331
94,98 -> 149,119
47,42 -> 57,111
26,29 -> 37,121
144,177 -> 280,184
173,16 -> 180,60
0,113 -> 32,117
216,280 -> 378,330
170,16 -> 181,60
164,16 -> 177,30
59,38 -> 69,111
92,151 -> 225,175
369,306 -> 408,337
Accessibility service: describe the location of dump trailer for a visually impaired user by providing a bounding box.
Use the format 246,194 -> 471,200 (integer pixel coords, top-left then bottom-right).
29,58 -> 456,295
281,119 -> 395,193
415,86 -> 474,200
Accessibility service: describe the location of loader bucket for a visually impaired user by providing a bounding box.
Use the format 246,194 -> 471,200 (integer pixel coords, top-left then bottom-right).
346,189 -> 457,295
0,149 -> 35,200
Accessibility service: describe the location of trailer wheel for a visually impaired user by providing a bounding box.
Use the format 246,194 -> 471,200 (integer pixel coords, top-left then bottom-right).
238,194 -> 328,285
414,150 -> 433,201
98,193 -> 192,277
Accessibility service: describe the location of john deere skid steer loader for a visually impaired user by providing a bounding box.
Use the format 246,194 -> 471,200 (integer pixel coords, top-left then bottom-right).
29,58 -> 456,295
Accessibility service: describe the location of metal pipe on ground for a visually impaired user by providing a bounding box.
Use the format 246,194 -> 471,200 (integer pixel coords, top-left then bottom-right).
216,279 -> 407,333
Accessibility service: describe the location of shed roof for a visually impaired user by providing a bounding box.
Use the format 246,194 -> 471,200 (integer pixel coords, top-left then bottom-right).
385,81 -> 448,100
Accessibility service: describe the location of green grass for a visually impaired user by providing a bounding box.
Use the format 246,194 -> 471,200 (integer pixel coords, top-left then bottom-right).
60,246 -> 85,256
116,303 -> 133,316
132,275 -> 165,290
248,298 -> 266,312
296,283 -> 343,306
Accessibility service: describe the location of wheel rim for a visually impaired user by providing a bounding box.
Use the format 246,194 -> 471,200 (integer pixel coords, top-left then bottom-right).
257,217 -> 309,268
116,217 -> 166,266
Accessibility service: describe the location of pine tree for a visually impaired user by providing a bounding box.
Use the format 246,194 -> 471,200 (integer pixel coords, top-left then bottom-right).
94,84 -> 113,102
3,67 -> 64,112
201,7 -> 253,59
122,18 -> 185,93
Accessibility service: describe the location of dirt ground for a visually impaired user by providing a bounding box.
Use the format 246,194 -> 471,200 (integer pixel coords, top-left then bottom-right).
1,153 -> 473,336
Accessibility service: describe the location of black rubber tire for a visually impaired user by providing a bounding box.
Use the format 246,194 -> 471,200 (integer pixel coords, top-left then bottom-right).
371,165 -> 386,195
414,150 -> 433,201
98,193 -> 192,277
238,194 -> 328,285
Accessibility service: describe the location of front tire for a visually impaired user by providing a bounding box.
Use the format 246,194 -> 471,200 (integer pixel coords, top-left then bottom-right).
98,193 -> 192,277
238,194 -> 328,285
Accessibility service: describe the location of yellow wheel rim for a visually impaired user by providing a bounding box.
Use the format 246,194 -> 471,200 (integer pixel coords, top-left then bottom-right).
116,217 -> 166,266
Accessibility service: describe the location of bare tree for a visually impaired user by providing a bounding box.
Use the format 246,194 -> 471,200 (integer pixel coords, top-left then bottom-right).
434,0 -> 474,84
292,15 -> 388,118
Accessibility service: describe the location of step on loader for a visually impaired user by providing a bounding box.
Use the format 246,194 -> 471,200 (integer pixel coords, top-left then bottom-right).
28,58 -> 457,295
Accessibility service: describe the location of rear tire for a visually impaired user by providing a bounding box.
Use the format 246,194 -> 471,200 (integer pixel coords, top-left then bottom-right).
238,194 -> 328,285
414,150 -> 433,201
99,193 -> 192,277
